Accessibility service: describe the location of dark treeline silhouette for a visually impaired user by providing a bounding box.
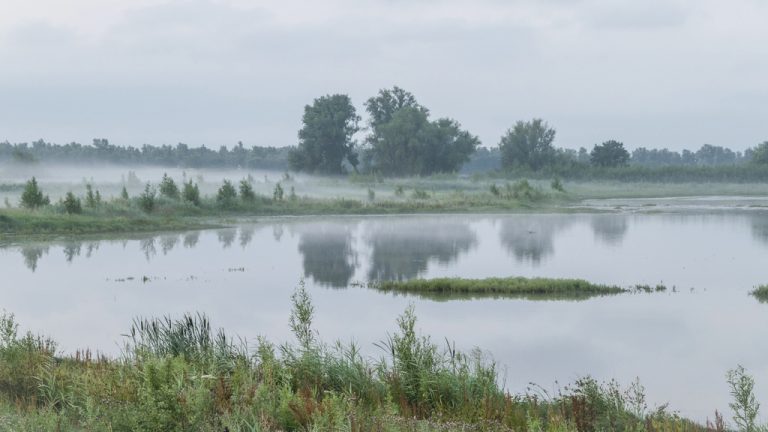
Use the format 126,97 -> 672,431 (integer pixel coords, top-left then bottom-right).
0,139 -> 291,170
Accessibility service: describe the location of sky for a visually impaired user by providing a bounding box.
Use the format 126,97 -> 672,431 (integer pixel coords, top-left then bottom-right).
0,0 -> 766,151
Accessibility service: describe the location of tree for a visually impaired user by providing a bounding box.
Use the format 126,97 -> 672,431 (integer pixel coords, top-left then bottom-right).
62,192 -> 82,214
364,87 -> 479,176
590,140 -> 630,167
159,173 -> 180,199
138,183 -> 156,213
499,119 -> 556,170
365,86 -> 428,132
182,181 -> 200,206
751,141 -> 768,165
217,180 -> 237,208
239,179 -> 256,202
20,177 -> 49,209
288,94 -> 360,174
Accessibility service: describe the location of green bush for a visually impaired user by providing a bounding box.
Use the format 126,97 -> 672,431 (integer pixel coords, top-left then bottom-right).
62,192 -> 82,215
217,180 -> 238,208
20,177 -> 50,209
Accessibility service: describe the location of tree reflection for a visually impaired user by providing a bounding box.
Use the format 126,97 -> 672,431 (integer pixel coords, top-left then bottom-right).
159,235 -> 179,255
590,215 -> 629,246
499,216 -> 572,265
20,245 -> 49,272
62,242 -> 82,263
183,232 -> 200,248
239,226 -> 256,248
751,214 -> 768,245
297,223 -> 358,288
217,229 -> 236,249
366,220 -> 477,281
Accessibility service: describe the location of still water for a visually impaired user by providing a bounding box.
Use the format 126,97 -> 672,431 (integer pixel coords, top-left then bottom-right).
3,212 -> 768,419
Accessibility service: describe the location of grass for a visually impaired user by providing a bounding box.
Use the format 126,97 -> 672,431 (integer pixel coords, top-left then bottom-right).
0,179 -> 567,237
370,277 -> 667,301
0,284 -> 713,432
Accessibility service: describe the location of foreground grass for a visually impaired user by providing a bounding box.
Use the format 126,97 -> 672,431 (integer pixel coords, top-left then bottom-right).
0,285 -> 714,432
370,277 -> 666,301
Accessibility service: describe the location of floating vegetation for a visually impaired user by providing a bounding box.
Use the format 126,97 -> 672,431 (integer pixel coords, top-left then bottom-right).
370,277 -> 668,301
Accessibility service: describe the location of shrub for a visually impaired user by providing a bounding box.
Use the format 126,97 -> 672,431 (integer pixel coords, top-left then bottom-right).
159,174 -> 180,200
182,181 -> 200,206
273,183 -> 284,201
121,186 -> 130,200
20,177 -> 49,209
139,183 -> 157,213
239,179 -> 256,203
551,177 -> 565,192
217,180 -> 238,208
62,192 -> 82,215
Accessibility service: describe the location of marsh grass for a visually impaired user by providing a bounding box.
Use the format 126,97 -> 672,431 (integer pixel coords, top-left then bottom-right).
370,277 -> 667,301
0,286 -> 709,432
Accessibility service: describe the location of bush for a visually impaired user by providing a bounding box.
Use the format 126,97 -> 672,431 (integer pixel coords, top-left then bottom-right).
182,181 -> 200,206
217,180 -> 238,208
62,192 -> 82,215
159,174 -> 180,200
273,183 -> 284,201
139,183 -> 157,213
239,179 -> 256,203
20,177 -> 50,209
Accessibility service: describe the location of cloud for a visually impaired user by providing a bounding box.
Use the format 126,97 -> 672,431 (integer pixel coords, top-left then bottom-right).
0,0 -> 766,150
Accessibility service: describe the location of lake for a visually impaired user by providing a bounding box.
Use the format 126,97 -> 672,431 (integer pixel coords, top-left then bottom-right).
2,210 -> 768,420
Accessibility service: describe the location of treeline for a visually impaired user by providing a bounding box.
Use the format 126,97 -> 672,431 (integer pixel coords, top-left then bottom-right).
0,139 -> 291,170
4,85 -> 768,180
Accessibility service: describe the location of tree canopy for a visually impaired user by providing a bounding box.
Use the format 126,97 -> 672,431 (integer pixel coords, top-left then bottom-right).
590,140 -> 630,167
499,119 -> 556,170
288,94 -> 360,174
363,87 -> 479,176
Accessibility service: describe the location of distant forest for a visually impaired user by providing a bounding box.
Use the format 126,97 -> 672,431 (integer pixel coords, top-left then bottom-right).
0,139 -> 291,170
2,86 -> 767,181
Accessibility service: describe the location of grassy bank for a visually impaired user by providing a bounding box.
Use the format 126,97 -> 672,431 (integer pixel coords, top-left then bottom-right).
370,277 -> 666,301
0,285 -> 719,432
0,209 -> 214,237
0,179 -> 567,236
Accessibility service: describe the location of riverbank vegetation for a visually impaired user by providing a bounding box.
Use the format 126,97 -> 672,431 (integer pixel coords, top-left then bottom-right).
370,277 -> 666,301
0,285 -> 748,431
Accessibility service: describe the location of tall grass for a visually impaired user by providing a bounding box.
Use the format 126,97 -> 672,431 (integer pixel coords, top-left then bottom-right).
0,287 -> 730,431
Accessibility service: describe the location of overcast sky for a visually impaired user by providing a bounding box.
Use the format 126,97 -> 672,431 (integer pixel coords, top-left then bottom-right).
1,0 -> 766,151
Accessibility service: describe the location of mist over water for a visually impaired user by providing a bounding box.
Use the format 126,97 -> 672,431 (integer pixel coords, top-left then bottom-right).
3,212 -> 768,419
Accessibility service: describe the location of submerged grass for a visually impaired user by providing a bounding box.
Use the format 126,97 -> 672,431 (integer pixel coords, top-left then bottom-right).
0,285 -> 709,432
371,277 -> 666,301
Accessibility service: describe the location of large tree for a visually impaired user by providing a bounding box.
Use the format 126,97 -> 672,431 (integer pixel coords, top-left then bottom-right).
499,119 -> 556,170
590,140 -> 630,167
364,87 -> 479,175
289,94 -> 360,174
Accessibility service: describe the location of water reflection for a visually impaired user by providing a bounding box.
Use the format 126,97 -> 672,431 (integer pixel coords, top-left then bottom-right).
590,215 -> 629,246
183,232 -> 200,248
499,216 -> 572,264
296,223 -> 358,288
20,245 -> 48,272
366,220 -> 477,281
750,214 -> 768,245
217,229 -> 236,249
